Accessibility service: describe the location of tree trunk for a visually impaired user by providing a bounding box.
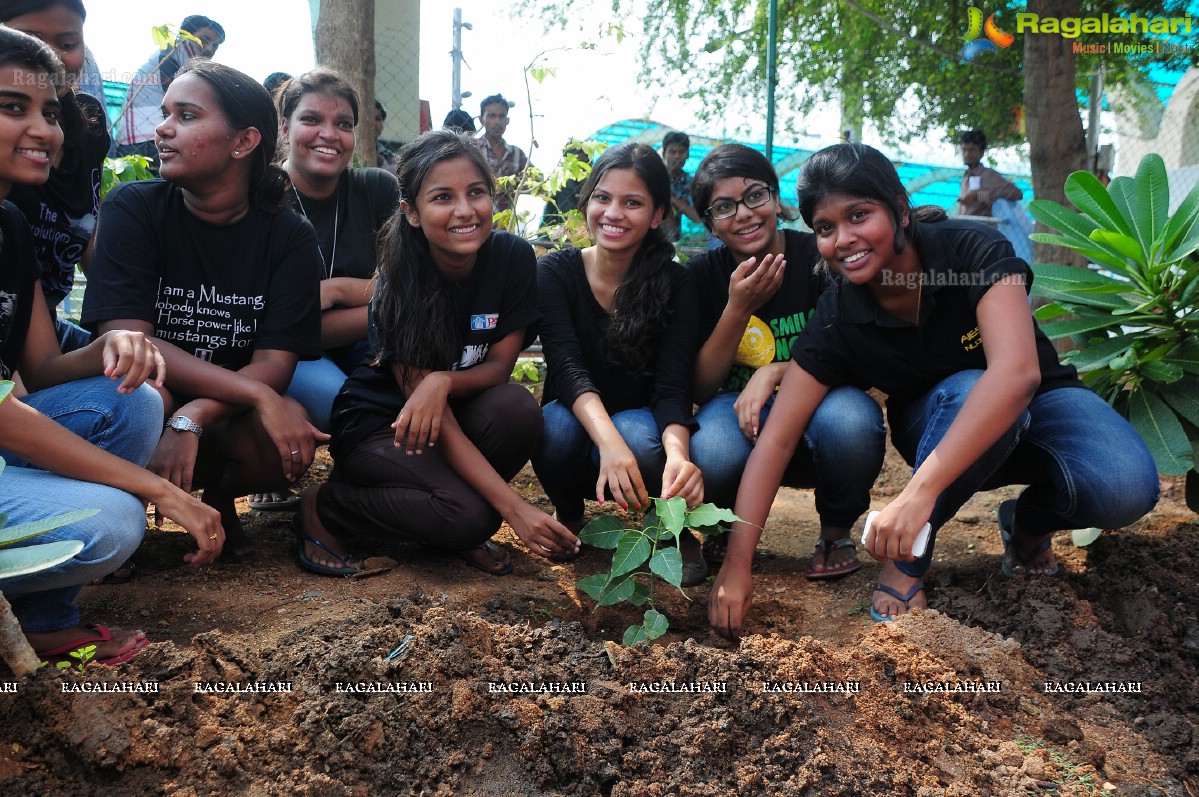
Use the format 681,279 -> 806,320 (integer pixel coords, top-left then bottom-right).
314,0 -> 377,166
1024,0 -> 1087,267
0,591 -> 43,676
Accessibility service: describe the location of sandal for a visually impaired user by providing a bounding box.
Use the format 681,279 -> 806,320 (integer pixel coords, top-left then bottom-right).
998,500 -> 1059,577
453,541 -> 514,576
291,514 -> 362,577
248,491 -> 302,512
869,581 -> 926,623
35,624 -> 150,668
804,537 -> 862,581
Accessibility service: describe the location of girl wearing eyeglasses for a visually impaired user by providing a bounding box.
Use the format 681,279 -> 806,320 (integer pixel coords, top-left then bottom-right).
687,144 -> 884,580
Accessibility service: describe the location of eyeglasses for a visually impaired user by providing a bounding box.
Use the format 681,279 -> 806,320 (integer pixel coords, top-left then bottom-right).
704,187 -> 774,220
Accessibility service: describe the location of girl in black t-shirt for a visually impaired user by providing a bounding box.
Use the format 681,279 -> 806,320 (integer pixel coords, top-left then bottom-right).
297,130 -> 579,576
85,61 -> 325,558
686,144 -> 884,579
0,26 -> 222,668
533,143 -> 705,582
243,68 -> 401,512
1,1 -> 109,352
709,143 -> 1158,640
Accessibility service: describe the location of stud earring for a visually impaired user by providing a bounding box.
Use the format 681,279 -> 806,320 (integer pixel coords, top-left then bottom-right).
233,150 -> 241,157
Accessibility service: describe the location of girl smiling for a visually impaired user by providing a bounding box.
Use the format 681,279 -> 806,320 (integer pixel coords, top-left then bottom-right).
299,130 -> 578,576
686,144 -> 884,579
533,142 -> 705,581
709,143 -> 1157,639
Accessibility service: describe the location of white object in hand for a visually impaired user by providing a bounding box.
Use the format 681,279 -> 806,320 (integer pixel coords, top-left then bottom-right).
861,510 -> 931,558
968,175 -> 982,191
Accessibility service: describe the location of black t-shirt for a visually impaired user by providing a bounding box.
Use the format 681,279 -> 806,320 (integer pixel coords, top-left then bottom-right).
0,203 -> 40,381
538,247 -> 698,434
8,92 -> 111,305
793,218 -> 1080,406
287,168 -> 400,280
331,231 -> 540,457
688,229 -> 824,392
83,181 -> 323,370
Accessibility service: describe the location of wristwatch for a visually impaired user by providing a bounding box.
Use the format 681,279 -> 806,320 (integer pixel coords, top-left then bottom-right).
165,415 -> 203,437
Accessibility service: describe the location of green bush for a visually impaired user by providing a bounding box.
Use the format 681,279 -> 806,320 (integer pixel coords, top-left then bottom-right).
1028,153 -> 1199,511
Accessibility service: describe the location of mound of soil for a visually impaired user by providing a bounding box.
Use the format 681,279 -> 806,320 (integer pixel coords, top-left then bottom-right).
1,451 -> 1195,796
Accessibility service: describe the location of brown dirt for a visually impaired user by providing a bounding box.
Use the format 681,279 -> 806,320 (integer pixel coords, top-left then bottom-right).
1,443 -> 1196,796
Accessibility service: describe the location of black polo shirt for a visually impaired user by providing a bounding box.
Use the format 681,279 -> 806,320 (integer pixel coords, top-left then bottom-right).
793,219 -> 1080,405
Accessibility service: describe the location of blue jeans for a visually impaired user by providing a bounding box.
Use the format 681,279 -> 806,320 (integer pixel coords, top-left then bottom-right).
0,377 -> 162,632
887,371 -> 1159,578
690,386 -> 885,528
532,401 -> 669,521
286,340 -> 370,434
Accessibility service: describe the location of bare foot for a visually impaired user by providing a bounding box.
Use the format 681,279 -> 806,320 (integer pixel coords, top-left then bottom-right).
28,624 -> 148,664
871,561 -> 927,620
297,485 -> 360,572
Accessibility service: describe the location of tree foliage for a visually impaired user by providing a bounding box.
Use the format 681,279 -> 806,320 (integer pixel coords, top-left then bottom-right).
529,0 -> 1195,149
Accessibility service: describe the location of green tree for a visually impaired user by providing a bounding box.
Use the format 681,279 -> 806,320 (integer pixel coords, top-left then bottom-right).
528,0 -> 1195,262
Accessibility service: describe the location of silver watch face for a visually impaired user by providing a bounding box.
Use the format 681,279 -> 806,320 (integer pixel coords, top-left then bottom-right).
168,416 -> 200,434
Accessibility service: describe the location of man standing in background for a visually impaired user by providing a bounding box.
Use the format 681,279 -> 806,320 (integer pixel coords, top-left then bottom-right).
958,129 -> 1023,217
113,14 -> 225,167
473,93 -> 529,220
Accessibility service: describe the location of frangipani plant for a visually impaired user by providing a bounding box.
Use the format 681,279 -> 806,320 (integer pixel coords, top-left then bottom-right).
1028,154 -> 1199,511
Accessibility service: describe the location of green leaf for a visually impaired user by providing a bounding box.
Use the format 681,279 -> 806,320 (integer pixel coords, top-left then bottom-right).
628,579 -> 650,607
1071,528 -> 1103,547
575,573 -> 610,602
1040,314 -> 1123,340
1128,389 -> 1193,475
648,546 -> 683,588
1169,338 -> 1199,374
1033,302 -> 1068,321
610,534 -> 651,578
595,573 -> 638,607
641,609 -> 668,640
0,509 -> 99,547
0,380 -> 13,404
1064,170 -> 1133,237
1136,153 -> 1172,254
1160,183 -> 1199,256
1064,333 -> 1135,372
1139,361 -> 1184,384
653,496 -> 687,536
1159,380 -> 1199,428
1091,230 -> 1146,268
0,540 -> 83,579
684,503 -> 739,529
1028,200 -> 1099,243
579,515 -> 627,549
1030,264 -> 1130,310
622,624 -> 648,646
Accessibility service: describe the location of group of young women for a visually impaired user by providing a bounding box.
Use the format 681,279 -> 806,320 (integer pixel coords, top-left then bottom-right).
0,3 -> 1160,668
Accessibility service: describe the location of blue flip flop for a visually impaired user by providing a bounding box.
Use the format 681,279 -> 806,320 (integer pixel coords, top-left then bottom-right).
998,499 -> 1059,577
869,581 -> 925,622
292,514 -> 362,577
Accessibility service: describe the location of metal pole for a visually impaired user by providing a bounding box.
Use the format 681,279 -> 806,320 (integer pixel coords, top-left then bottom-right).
765,0 -> 777,161
452,8 -> 472,111
1086,65 -> 1104,173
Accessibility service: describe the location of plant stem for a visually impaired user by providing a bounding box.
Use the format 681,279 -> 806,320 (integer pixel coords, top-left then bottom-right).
0,591 -> 42,676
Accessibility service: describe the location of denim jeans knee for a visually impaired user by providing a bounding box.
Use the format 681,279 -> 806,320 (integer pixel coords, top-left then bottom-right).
8,377 -> 163,467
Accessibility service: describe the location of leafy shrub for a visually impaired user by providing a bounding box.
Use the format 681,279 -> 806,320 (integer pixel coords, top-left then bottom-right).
1028,154 -> 1199,510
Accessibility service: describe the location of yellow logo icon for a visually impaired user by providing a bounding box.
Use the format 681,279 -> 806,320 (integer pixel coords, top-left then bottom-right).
736,316 -> 775,368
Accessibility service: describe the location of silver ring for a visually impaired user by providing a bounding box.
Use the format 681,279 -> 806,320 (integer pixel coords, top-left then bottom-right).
290,450 -> 301,455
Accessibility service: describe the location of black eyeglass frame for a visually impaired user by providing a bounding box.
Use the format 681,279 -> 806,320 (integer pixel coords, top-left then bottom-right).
704,186 -> 775,220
